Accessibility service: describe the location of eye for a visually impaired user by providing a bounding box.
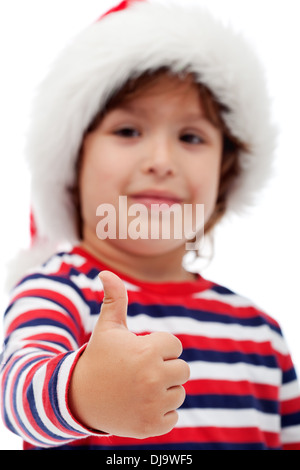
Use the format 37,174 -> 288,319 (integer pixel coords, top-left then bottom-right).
180,133 -> 204,145
114,127 -> 140,138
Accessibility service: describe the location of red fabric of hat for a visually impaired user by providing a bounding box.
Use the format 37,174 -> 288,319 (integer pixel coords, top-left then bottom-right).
99,0 -> 145,21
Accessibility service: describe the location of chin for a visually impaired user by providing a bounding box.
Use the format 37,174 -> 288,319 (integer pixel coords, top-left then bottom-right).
110,238 -> 187,258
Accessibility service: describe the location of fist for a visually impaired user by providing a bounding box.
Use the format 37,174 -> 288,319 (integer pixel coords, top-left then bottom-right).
69,270 -> 190,439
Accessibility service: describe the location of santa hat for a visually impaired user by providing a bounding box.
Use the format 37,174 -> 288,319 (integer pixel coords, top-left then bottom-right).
6,0 -> 277,290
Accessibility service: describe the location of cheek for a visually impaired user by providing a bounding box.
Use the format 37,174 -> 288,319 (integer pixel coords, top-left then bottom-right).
79,141 -> 134,223
189,159 -> 221,219
191,166 -> 220,200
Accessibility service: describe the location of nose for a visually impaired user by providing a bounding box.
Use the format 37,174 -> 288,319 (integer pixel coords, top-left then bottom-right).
142,133 -> 176,178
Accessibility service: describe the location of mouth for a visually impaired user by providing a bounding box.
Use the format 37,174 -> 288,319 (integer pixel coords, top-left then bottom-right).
129,190 -> 184,208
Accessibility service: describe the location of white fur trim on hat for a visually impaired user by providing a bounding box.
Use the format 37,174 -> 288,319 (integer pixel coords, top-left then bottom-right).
8,0 -> 277,289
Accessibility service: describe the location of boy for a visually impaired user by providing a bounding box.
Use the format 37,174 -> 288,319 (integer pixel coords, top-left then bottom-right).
1,0 -> 300,450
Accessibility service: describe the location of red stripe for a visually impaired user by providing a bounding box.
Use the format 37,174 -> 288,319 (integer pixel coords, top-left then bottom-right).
137,331 -> 284,367
82,426 -> 280,448
40,354 -> 79,436
6,308 -> 80,338
73,245 -> 214,296
185,379 -> 279,401
25,332 -> 75,351
78,287 -> 102,303
179,334 -> 275,355
20,342 -> 64,356
128,291 -> 262,316
7,355 -> 50,446
281,395 -> 300,415
21,358 -> 65,445
10,289 -> 84,339
275,350 -> 294,373
21,349 -> 88,450
283,442 -> 300,450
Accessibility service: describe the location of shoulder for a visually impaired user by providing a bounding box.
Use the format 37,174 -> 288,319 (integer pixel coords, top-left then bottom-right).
194,278 -> 282,332
192,279 -> 291,359
8,248 -> 102,309
13,248 -> 97,285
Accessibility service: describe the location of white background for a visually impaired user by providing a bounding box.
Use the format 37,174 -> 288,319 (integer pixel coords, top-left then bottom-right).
0,0 -> 299,450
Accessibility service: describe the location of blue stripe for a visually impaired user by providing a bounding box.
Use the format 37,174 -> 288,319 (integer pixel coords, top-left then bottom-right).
52,253 -> 99,279
47,352 -> 85,435
282,411 -> 300,428
10,273 -> 87,332
11,355 -> 52,445
26,381 -> 69,442
181,348 -> 278,368
127,303 -> 281,331
211,285 -> 235,295
182,393 -> 279,414
8,318 -> 78,344
1,362 -> 19,436
2,406 -> 19,437
282,367 -> 297,385
85,267 -> 102,279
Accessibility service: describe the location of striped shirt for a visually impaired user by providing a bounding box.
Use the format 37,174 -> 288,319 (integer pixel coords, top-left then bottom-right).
1,246 -> 300,450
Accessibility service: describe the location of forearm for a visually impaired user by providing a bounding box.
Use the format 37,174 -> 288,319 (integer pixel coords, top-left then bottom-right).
0,343 -> 100,448
0,272 -> 105,447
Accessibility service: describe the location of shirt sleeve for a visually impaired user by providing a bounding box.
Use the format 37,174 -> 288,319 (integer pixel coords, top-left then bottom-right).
0,273 -> 103,448
270,319 -> 300,449
279,353 -> 300,450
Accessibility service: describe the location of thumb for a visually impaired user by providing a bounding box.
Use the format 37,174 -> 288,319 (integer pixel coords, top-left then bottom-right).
98,270 -> 128,329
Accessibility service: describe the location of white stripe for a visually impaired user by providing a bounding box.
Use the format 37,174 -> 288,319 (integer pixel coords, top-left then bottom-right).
177,408 -> 280,433
4,348 -> 90,446
10,276 -> 91,334
189,360 -> 281,386
56,350 -> 97,435
3,297 -> 71,333
2,345 -> 52,369
28,340 -> 68,354
123,280 -> 141,292
3,325 -> 78,360
4,352 -> 56,447
127,314 -> 288,355
70,273 -> 101,292
86,314 -> 98,333
15,357 -> 62,447
193,289 -> 254,307
4,352 -> 38,435
11,276 -> 88,313
34,253 -> 86,275
70,273 -> 140,293
281,425 -> 300,444
7,324 -> 78,349
280,380 -> 300,402
32,363 -> 85,441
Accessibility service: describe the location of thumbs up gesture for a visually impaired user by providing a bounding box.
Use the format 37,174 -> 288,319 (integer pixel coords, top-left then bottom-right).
69,271 -> 190,438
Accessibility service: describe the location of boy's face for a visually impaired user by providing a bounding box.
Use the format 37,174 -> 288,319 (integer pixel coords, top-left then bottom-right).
79,74 -> 223,258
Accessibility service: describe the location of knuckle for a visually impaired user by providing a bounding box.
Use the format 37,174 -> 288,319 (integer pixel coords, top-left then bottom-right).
143,368 -> 164,392
173,358 -> 190,384
133,410 -> 164,439
170,334 -> 183,356
135,336 -> 156,360
150,331 -> 169,343
150,331 -> 183,356
165,410 -> 179,432
177,385 -> 187,407
180,359 -> 191,382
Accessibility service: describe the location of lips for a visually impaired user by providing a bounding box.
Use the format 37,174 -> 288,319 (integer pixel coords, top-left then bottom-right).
129,190 -> 183,208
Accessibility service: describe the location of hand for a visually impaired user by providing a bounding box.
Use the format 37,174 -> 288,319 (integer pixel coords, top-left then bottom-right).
68,270 -> 190,439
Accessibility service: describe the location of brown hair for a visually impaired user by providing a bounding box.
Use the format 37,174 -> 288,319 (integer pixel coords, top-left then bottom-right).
72,68 -> 248,241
